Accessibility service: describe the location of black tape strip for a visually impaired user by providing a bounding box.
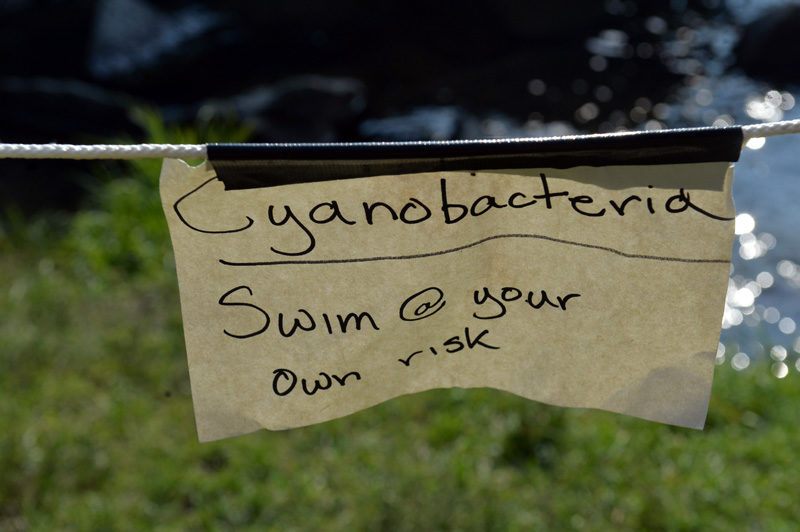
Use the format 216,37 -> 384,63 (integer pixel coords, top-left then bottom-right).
207,126 -> 743,190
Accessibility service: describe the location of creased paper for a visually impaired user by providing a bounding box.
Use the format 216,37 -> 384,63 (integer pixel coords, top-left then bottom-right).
160,158 -> 734,442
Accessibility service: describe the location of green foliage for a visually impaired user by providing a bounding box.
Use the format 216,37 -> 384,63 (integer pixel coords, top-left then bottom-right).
58,108 -> 252,288
2,116 -> 800,530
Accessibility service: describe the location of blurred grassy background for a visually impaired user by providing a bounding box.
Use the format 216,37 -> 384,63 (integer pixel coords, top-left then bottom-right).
2,117 -> 799,531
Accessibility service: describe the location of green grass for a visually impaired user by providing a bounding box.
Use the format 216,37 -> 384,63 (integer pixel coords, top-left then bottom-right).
2,119 -> 800,530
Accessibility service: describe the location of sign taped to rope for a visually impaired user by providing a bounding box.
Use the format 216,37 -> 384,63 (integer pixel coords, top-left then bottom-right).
160,128 -> 742,442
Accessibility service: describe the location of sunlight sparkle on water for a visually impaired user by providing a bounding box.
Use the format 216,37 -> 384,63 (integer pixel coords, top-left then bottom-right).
731,286 -> 755,307
756,271 -> 774,288
745,137 -> 765,150
745,90 -> 787,121
763,307 -> 780,324
779,91 -> 795,110
745,281 -> 762,298
734,213 -> 755,235
722,306 -> 743,328
778,317 -> 796,335
731,352 -> 750,371
769,345 -> 787,361
771,362 -> 789,379
737,233 -> 769,260
777,260 -> 797,278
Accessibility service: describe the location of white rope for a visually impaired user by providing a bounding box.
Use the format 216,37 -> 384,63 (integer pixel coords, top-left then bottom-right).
0,143 -> 206,159
741,118 -> 800,138
0,119 -> 798,159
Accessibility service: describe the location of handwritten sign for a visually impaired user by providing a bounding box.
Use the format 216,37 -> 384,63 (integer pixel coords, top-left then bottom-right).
160,157 -> 734,442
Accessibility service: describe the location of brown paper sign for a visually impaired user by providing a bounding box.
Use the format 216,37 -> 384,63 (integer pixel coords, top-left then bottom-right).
160,158 -> 734,442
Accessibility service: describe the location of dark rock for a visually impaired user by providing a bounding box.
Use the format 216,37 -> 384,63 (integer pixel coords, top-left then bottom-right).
735,4 -> 800,84
180,76 -> 366,142
89,0 -> 219,81
87,0 -> 226,101
0,77 -> 141,141
359,107 -> 463,141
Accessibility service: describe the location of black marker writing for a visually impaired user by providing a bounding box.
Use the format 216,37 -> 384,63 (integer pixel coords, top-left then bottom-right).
267,205 -> 316,256
272,368 -> 361,397
398,327 -> 499,366
174,178 -> 253,234
178,173 -> 731,261
218,286 -> 269,339
218,286 -> 379,339
399,286 -> 447,322
472,285 -> 581,320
